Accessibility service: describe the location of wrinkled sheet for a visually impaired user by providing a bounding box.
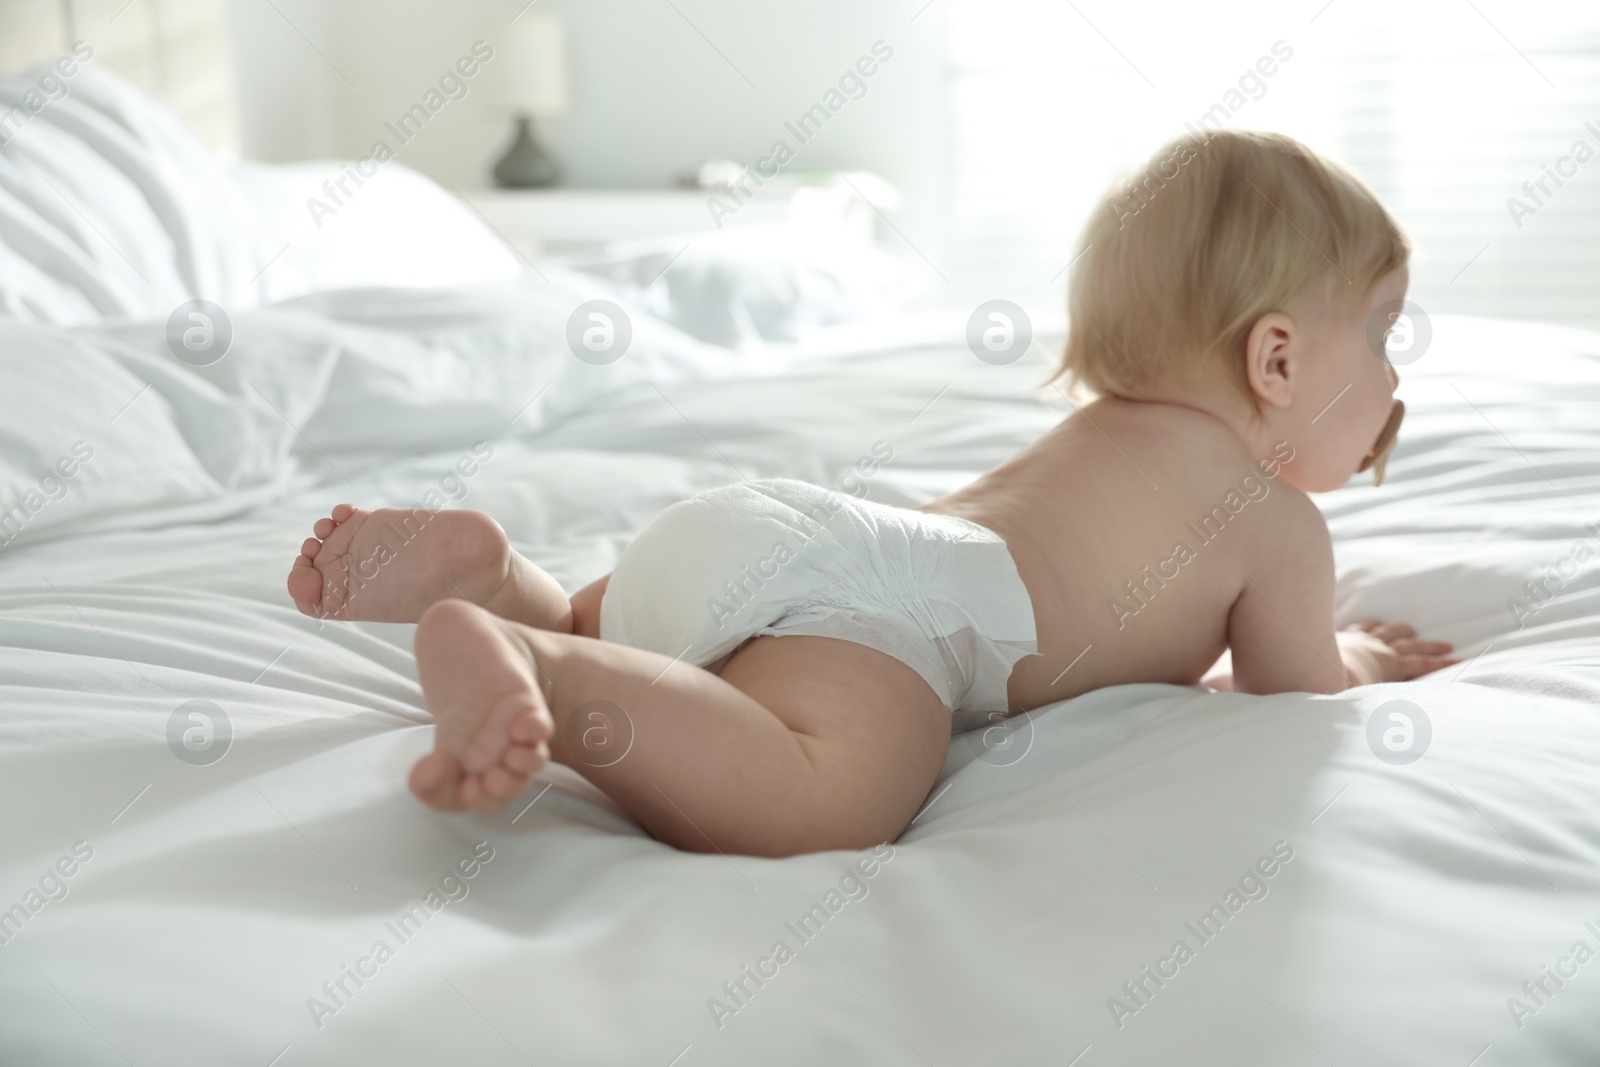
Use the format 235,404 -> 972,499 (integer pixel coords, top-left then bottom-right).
0,304 -> 1598,1066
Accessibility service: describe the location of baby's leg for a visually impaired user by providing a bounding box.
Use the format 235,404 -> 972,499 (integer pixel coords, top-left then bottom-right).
287,504 -> 573,629
408,600 -> 950,857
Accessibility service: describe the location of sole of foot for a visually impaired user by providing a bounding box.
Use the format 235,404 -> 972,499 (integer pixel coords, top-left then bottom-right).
287,505 -> 511,624
409,600 -> 554,813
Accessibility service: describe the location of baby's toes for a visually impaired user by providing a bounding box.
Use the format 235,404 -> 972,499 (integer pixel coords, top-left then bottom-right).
287,556 -> 323,613
460,730 -> 502,776
409,750 -> 467,811
331,503 -> 356,522
481,764 -> 530,804
508,708 -> 553,746
459,773 -> 508,814
459,697 -> 535,774
504,740 -> 548,775
313,517 -> 337,540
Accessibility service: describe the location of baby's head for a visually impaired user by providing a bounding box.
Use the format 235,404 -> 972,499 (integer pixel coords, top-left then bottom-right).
1051,129 -> 1410,491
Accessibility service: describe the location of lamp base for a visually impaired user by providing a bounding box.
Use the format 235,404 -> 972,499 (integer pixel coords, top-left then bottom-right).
492,116 -> 562,189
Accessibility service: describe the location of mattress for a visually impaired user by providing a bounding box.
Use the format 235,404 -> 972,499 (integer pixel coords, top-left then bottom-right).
2,283 -> 1598,1066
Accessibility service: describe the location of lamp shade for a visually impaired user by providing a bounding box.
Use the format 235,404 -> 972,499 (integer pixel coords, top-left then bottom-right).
484,12 -> 568,117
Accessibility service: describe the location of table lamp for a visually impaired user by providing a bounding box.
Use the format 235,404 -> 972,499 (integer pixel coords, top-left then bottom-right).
486,12 -> 568,188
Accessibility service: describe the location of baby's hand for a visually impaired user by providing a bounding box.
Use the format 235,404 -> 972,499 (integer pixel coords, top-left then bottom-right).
1337,622 -> 1459,685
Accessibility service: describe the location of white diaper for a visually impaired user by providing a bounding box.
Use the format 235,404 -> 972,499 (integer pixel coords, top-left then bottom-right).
598,478 -> 1039,724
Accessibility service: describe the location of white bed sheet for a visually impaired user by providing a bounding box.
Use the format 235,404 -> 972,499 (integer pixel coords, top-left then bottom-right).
1,304 -> 1598,1067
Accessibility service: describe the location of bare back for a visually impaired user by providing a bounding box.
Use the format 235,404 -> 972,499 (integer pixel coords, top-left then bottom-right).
920,396 -> 1325,710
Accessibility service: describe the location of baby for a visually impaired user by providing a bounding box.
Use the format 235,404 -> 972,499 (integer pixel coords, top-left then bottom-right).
287,129 -> 1456,857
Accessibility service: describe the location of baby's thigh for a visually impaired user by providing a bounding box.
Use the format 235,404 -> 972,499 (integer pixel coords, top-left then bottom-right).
718,635 -> 952,821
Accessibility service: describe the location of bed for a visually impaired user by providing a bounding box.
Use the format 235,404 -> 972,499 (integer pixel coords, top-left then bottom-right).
3,10 -> 1600,1067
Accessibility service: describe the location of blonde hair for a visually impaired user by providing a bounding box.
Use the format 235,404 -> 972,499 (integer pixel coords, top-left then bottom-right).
1049,129 -> 1410,408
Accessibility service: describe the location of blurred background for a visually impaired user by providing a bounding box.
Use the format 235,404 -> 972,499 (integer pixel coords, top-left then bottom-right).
210,0 -> 1600,327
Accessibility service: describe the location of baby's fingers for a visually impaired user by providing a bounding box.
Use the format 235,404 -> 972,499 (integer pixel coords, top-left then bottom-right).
1394,638 -> 1453,656
1349,621 -> 1419,643
1371,622 -> 1417,643
1401,654 -> 1461,680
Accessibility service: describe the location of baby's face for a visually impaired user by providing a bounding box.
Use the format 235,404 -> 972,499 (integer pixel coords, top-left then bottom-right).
1282,266 -> 1408,492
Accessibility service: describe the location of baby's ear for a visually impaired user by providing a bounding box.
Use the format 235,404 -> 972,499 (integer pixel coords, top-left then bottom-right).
1243,311 -> 1297,409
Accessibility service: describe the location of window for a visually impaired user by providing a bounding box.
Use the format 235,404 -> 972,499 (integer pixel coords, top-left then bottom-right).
944,0 -> 1600,332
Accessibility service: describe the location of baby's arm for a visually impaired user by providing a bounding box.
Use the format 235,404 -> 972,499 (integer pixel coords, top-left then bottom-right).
1225,493 -> 1455,694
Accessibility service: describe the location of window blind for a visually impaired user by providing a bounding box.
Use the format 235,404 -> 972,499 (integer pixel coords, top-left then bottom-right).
943,0 -> 1600,332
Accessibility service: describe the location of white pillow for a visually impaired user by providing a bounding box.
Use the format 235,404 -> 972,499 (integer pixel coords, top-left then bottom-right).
0,65 -> 523,327
0,66 -> 270,326
559,224 -> 927,349
232,161 -> 523,302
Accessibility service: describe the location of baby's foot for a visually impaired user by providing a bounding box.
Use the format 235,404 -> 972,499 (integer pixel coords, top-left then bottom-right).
408,600 -> 553,813
287,504 -> 513,623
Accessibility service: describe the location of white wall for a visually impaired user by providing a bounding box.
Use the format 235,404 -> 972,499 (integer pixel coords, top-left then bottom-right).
225,0 -> 340,163
225,0 -> 949,257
